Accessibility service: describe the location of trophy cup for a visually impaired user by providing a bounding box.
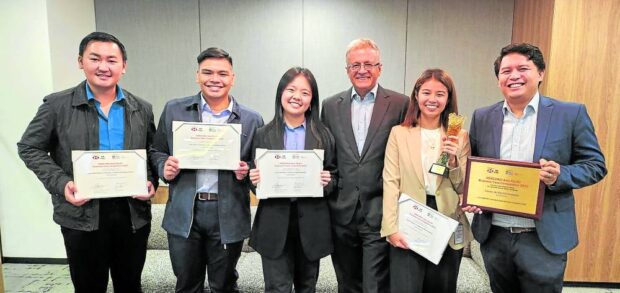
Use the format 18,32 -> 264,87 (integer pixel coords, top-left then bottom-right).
429,113 -> 466,177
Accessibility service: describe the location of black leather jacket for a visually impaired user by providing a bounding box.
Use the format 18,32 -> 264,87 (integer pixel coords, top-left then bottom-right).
17,80 -> 157,231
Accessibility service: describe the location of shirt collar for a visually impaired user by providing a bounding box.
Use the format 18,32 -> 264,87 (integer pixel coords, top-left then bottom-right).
200,93 -> 234,115
502,92 -> 540,116
284,120 -> 306,131
351,84 -> 379,102
85,82 -> 125,101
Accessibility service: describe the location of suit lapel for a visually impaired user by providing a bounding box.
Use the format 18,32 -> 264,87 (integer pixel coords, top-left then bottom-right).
360,86 -> 390,159
304,120 -> 318,150
407,127 -> 425,187
533,96 -> 554,161
268,123 -> 285,150
435,127 -> 447,190
338,90 -> 360,160
490,104 -> 504,158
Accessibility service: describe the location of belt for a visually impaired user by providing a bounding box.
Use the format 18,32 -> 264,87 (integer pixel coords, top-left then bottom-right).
196,192 -> 218,201
501,226 -> 536,234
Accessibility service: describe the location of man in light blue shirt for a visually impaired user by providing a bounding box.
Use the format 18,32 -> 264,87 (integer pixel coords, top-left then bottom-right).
150,47 -> 263,293
321,38 -> 409,293
466,43 -> 606,293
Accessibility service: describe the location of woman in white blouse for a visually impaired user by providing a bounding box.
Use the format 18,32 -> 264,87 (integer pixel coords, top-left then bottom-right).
381,68 -> 473,293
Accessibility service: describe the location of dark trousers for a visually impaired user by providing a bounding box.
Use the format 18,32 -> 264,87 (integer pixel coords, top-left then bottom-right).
389,195 -> 463,293
481,225 -> 567,293
168,200 -> 242,293
61,198 -> 150,293
261,202 -> 319,293
331,203 -> 389,293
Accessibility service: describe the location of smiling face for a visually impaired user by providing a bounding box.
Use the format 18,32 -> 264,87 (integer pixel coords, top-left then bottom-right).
417,78 -> 449,123
281,74 -> 312,120
346,48 -> 382,96
78,41 -> 126,91
196,57 -> 235,102
497,52 -> 544,103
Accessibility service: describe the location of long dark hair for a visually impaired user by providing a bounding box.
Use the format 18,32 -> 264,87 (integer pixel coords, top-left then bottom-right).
267,67 -> 332,148
401,68 -> 458,129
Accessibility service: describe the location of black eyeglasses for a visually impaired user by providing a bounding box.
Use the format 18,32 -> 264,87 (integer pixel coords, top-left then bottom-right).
346,62 -> 381,72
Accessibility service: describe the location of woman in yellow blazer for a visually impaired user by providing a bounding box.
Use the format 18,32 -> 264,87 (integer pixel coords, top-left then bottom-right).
382,68 -> 473,293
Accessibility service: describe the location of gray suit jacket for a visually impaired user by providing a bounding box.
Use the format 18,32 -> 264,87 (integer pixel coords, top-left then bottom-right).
470,95 -> 606,254
321,85 -> 409,229
149,93 -> 264,243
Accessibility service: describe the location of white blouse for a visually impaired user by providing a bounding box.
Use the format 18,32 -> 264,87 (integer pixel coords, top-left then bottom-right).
420,128 -> 442,196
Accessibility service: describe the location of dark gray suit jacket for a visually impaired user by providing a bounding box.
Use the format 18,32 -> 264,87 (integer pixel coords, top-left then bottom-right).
321,85 -> 409,230
470,95 -> 606,254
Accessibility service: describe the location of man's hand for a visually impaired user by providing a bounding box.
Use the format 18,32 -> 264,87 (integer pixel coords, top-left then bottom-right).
164,156 -> 180,181
388,232 -> 410,250
64,181 -> 89,206
234,161 -> 249,181
133,181 -> 155,201
539,158 -> 560,186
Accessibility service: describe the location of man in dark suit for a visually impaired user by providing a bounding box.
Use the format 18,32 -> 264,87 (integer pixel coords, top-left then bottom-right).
464,43 -> 607,292
321,38 -> 409,293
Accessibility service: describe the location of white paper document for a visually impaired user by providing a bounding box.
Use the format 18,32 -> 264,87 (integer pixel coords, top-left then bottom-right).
72,149 -> 148,199
172,121 -> 241,170
397,194 -> 459,265
255,148 -> 324,199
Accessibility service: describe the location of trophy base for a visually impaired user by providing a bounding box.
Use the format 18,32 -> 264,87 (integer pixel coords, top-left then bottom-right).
429,163 -> 449,177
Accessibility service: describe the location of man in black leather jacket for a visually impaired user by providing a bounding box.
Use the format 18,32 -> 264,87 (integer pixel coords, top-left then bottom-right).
17,32 -> 157,293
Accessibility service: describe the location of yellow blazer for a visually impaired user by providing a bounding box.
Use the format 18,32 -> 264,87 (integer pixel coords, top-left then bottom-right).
381,125 -> 473,250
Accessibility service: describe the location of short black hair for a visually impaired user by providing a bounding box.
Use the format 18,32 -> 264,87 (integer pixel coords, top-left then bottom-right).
79,32 -> 127,61
494,43 -> 545,77
197,47 -> 233,66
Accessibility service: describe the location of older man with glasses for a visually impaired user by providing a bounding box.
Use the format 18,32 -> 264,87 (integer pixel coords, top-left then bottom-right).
321,38 -> 409,293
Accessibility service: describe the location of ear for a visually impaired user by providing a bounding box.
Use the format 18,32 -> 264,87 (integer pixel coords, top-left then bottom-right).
122,61 -> 127,74
78,56 -> 84,69
195,70 -> 200,84
231,72 -> 236,87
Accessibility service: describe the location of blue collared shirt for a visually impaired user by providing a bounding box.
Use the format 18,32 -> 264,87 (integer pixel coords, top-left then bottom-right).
85,83 -> 125,150
196,95 -> 233,193
492,93 -> 540,228
350,84 -> 378,155
284,121 -> 306,150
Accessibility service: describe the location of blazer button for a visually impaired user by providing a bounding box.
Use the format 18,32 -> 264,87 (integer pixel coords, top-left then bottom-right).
356,186 -> 360,191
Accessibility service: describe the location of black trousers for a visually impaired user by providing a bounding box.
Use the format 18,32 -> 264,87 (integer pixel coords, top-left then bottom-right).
61,198 -> 150,293
481,225 -> 567,293
388,195 -> 463,293
261,202 -> 320,293
331,202 -> 390,293
168,200 -> 242,293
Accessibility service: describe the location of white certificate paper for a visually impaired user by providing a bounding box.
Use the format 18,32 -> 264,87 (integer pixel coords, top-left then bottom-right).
255,148 -> 324,199
172,121 -> 241,170
72,149 -> 148,199
397,194 -> 459,265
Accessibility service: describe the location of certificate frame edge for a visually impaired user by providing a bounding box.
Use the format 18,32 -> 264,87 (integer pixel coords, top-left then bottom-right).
461,156 -> 545,220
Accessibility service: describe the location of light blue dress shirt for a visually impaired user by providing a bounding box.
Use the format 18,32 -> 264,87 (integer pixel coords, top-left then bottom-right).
196,95 -> 233,193
85,83 -> 125,150
492,93 -> 540,228
284,121 -> 306,151
350,84 -> 378,155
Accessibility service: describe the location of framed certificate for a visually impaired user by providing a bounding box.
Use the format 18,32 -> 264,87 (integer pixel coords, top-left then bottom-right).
72,149 -> 148,199
255,148 -> 324,199
172,121 -> 241,170
397,194 -> 459,265
462,156 -> 545,219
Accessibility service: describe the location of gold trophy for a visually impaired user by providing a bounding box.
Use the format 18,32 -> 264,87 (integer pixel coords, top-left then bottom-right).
429,113 -> 466,177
